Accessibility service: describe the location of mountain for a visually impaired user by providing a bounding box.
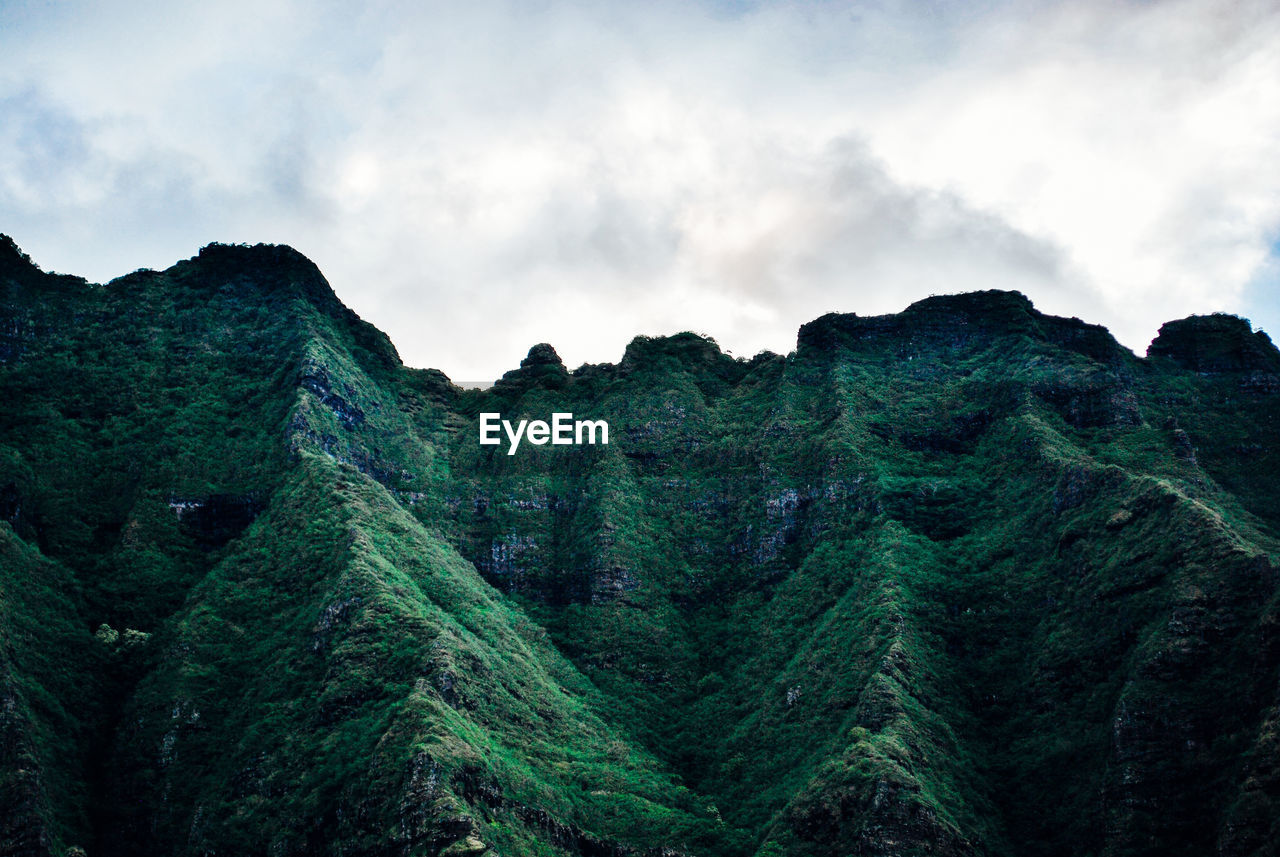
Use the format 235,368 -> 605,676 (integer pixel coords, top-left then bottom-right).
2,235 -> 1278,857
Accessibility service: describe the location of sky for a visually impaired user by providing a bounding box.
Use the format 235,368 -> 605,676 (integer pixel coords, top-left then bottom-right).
2,0 -> 1278,382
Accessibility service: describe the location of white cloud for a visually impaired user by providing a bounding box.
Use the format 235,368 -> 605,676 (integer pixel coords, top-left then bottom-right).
1,0 -> 1278,379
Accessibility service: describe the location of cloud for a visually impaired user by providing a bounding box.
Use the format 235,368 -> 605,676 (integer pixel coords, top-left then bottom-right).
1,0 -> 1278,379
854,0 -> 1280,343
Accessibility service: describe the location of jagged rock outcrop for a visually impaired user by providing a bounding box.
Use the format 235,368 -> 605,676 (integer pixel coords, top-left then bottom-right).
797,289 -> 1132,366
492,343 -> 570,392
1148,313 -> 1280,374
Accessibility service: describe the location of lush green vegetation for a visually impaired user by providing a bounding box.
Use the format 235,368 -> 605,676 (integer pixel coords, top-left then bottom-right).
2,234 -> 1278,856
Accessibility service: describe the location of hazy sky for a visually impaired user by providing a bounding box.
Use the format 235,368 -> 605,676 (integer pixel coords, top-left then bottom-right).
3,0 -> 1278,381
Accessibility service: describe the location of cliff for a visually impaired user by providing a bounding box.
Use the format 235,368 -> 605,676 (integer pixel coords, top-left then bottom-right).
2,236 -> 1278,857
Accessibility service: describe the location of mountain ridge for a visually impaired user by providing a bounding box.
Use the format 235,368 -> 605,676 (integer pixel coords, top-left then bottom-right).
10,236 -> 1275,381
2,236 -> 1279,857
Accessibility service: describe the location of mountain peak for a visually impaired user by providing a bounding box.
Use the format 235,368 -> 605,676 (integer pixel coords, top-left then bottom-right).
0,235 -> 91,300
904,288 -> 1036,317
1147,313 -> 1280,373
0,234 -> 38,273
521,342 -> 565,369
796,288 -> 1128,364
180,242 -> 341,311
492,342 -> 570,392
169,242 -> 402,371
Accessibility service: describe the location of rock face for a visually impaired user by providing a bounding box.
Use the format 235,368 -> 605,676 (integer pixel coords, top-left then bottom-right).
492,343 -> 570,392
2,235 -> 1280,857
1148,313 -> 1280,374
797,290 -> 1130,365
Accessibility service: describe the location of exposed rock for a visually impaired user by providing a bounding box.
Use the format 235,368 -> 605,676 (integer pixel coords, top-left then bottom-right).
311,597 -> 362,653
300,365 -> 366,429
521,343 -> 564,369
1033,372 -> 1142,428
1240,370 -> 1280,394
1171,428 -> 1197,463
0,312 -> 28,363
440,835 -> 488,856
290,416 -> 413,486
787,775 -> 976,857
1038,312 -> 1133,365
492,343 -> 570,391
797,290 -> 1131,366
482,533 -> 536,584
591,564 -> 640,603
1106,509 -> 1134,529
1148,314 -> 1280,374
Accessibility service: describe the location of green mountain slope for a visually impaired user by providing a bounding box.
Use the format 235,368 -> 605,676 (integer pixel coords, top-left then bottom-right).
2,236 -> 1278,856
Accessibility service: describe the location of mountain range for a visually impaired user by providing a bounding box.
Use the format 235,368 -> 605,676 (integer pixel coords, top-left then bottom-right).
2,234 -> 1278,856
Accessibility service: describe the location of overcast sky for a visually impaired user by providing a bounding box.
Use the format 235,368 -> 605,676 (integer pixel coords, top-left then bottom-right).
2,0 -> 1278,381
